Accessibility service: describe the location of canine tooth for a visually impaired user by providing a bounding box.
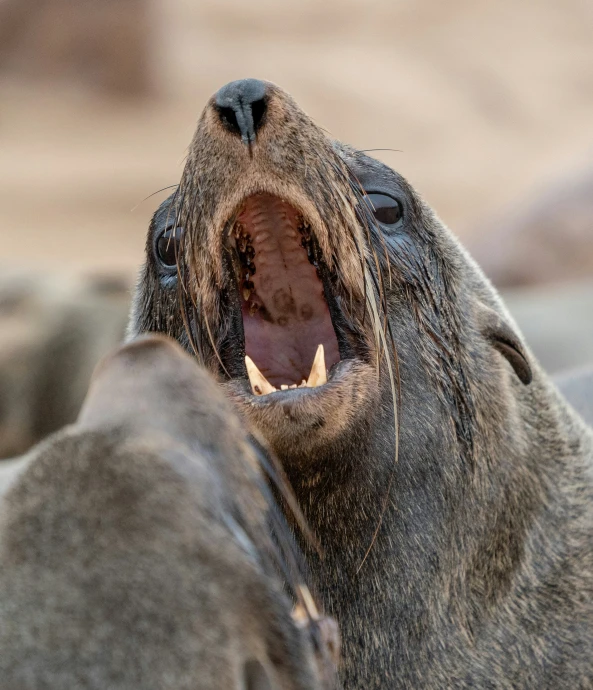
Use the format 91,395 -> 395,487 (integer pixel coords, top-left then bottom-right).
245,356 -> 276,396
243,287 -> 251,301
306,344 -> 327,388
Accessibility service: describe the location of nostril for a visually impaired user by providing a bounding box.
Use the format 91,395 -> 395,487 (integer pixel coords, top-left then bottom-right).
250,98 -> 267,134
217,106 -> 241,137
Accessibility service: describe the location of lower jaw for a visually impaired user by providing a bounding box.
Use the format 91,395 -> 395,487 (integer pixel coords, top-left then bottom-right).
223,359 -> 379,457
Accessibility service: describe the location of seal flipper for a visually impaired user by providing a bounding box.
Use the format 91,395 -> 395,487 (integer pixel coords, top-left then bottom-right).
476,302 -> 533,385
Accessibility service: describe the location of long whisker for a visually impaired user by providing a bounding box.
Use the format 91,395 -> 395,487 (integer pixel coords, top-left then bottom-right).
323,154 -> 402,572
325,158 -> 368,327
343,162 -> 393,291
359,148 -> 403,154
174,177 -> 206,362
249,432 -> 322,558
130,184 -> 180,212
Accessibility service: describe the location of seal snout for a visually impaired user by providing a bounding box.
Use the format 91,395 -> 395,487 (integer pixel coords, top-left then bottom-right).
214,78 -> 269,147
167,79 -> 376,426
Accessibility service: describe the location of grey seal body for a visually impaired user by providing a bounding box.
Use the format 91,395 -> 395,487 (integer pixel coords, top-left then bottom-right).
0,335 -> 338,690
129,79 -> 593,689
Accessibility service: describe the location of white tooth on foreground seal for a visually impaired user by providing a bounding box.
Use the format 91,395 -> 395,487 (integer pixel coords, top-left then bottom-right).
245,356 -> 276,396
306,344 -> 327,388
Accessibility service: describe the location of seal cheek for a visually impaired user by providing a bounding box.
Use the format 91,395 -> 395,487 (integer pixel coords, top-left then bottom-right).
476,302 -> 533,385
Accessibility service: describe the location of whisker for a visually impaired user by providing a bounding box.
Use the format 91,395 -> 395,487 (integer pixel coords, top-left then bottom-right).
323,153 -> 402,572
250,433 -> 322,558
130,184 -> 179,212
358,148 -> 403,154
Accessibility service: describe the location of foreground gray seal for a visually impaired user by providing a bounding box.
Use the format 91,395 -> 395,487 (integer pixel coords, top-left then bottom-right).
129,79 -> 593,688
0,335 -> 338,689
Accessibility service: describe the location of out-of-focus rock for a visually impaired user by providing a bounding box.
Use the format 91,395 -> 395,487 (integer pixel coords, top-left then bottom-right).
0,270 -> 130,458
469,166 -> 593,289
0,0 -> 152,97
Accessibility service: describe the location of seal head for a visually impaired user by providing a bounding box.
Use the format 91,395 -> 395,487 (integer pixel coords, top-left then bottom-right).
129,80 -> 593,689
0,335 -> 339,689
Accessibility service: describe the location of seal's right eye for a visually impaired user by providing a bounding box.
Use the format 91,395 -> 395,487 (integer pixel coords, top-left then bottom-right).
365,193 -> 403,226
156,226 -> 184,268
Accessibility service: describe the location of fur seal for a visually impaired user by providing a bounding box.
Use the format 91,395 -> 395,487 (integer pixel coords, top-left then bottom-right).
129,79 -> 593,688
0,335 -> 338,689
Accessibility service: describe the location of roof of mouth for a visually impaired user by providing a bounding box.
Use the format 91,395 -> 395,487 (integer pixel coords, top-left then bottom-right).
234,193 -> 340,388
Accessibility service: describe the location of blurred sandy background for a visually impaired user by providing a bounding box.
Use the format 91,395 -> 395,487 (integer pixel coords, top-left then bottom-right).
1,0 -> 592,275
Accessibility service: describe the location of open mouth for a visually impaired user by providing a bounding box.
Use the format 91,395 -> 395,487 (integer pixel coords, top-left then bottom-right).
226,193 -> 342,396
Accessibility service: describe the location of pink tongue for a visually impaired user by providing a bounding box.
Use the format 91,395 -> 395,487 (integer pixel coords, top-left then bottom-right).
238,195 -> 340,387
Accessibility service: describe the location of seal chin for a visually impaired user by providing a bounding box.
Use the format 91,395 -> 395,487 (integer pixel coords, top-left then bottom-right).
224,359 -> 378,456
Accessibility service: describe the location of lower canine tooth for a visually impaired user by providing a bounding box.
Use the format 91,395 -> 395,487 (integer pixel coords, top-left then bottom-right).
306,344 -> 327,388
245,356 -> 276,396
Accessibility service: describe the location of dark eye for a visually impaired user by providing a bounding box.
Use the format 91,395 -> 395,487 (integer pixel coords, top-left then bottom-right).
156,226 -> 184,267
365,193 -> 402,226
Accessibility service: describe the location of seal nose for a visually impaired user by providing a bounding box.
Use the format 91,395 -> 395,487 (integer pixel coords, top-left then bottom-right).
214,79 -> 268,147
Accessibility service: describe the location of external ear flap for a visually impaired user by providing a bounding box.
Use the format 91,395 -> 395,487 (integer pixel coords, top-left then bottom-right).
476,302 -> 533,385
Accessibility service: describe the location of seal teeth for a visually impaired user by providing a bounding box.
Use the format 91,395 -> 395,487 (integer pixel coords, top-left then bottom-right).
246,346 -> 328,396
245,356 -> 276,396
306,344 -> 327,388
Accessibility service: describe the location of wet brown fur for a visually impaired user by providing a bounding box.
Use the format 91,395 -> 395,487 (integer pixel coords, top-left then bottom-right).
130,82 -> 593,689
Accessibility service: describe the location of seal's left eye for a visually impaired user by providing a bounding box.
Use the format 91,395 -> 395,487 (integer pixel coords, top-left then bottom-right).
156,226 -> 184,267
365,194 -> 402,226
